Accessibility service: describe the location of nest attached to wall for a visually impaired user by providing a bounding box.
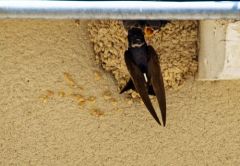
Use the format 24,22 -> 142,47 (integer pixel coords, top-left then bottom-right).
88,20 -> 198,96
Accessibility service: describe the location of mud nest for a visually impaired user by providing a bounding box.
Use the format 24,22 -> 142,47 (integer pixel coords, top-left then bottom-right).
88,20 -> 198,92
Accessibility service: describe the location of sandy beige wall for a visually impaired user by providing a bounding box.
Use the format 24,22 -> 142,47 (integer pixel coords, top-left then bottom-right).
0,20 -> 240,165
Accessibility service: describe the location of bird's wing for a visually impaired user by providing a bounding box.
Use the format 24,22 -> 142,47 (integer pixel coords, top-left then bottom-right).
120,79 -> 135,94
147,45 -> 166,126
124,50 -> 161,125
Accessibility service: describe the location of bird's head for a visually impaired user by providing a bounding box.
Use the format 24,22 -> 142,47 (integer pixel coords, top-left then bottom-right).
127,28 -> 146,48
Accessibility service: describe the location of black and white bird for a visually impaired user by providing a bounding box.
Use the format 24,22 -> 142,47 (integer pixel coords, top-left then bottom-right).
121,24 -> 167,126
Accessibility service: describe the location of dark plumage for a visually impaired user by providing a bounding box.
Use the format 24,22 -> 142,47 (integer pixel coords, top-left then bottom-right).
121,27 -> 166,126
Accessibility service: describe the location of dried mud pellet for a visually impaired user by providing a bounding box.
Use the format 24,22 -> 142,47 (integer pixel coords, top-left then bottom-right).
39,90 -> 54,103
116,109 -> 123,112
71,93 -> 85,103
58,91 -> 65,97
104,96 -> 112,100
78,100 -> 86,106
102,90 -> 112,96
39,95 -> 49,103
110,98 -> 118,106
46,90 -> 54,96
87,96 -> 96,104
131,91 -> 140,99
90,109 -> 104,117
127,100 -> 133,105
63,72 -> 77,87
94,71 -> 102,81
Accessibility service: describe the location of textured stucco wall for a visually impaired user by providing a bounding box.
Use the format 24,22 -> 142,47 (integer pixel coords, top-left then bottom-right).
0,20 -> 240,165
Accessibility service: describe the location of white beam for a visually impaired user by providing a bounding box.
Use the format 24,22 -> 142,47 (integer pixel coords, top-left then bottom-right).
0,1 -> 240,19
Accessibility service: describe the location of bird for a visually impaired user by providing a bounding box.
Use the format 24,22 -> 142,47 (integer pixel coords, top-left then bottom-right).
120,27 -> 166,126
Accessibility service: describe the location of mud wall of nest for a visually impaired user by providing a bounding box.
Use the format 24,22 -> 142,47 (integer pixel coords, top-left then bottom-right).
88,20 -> 198,93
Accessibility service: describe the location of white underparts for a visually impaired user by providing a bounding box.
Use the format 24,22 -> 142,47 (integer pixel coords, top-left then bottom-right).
143,73 -> 148,82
